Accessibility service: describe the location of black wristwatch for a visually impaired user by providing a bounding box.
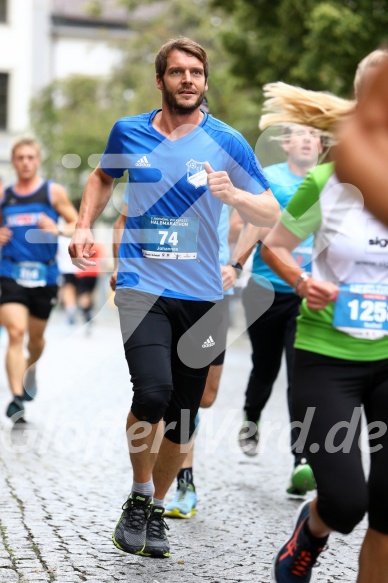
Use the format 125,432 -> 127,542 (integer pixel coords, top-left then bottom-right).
229,260 -> 243,278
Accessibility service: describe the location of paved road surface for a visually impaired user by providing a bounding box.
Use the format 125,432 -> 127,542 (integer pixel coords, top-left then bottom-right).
0,297 -> 367,582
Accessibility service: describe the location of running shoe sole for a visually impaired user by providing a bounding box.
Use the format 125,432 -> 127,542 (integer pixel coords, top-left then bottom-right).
138,547 -> 171,558
164,507 -> 196,519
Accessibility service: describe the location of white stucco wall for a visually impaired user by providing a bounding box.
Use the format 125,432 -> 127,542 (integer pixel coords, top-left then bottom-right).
52,35 -> 124,79
0,0 -> 129,178
0,0 -> 52,133
0,0 -> 33,134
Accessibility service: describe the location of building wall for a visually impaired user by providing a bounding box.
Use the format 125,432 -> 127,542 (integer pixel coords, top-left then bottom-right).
0,0 -> 131,181
51,28 -> 127,80
0,0 -> 38,177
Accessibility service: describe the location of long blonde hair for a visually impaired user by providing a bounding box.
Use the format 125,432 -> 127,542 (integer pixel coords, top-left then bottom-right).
259,48 -> 388,137
259,82 -> 354,135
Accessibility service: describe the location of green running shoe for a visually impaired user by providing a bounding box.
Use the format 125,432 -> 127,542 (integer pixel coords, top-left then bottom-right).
287,461 -> 316,497
112,492 -> 152,555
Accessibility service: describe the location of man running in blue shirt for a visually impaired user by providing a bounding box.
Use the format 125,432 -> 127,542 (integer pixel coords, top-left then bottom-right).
69,37 -> 279,558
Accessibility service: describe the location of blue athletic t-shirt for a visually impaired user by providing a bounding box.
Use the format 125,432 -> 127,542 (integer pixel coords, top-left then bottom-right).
251,162 -> 313,293
101,110 -> 269,300
218,204 -> 233,297
0,181 -> 59,285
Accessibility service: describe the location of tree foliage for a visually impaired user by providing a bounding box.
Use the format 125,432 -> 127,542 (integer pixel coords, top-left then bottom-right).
31,0 -> 388,203
30,0 -> 266,201
113,0 -> 262,141
30,75 -> 124,203
210,0 -> 388,97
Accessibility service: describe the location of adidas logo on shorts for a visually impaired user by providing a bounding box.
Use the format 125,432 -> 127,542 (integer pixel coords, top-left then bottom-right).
202,335 -> 215,348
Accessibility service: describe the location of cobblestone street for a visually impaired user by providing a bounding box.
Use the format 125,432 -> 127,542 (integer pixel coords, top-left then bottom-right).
0,295 -> 367,583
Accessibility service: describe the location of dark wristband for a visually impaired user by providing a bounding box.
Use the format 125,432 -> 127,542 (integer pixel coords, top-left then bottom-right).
229,260 -> 243,278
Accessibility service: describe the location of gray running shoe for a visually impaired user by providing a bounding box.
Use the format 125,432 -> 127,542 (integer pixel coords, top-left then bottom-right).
141,505 -> 170,558
238,420 -> 259,456
112,492 -> 152,555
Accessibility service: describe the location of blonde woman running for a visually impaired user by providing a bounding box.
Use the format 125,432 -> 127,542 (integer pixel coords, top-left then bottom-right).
261,50 -> 388,583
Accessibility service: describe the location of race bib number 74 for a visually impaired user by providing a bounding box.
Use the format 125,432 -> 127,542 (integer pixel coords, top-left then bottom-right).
140,215 -> 199,260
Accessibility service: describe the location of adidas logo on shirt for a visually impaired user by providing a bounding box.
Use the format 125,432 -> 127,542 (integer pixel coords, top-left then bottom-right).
135,156 -> 151,167
202,335 -> 215,348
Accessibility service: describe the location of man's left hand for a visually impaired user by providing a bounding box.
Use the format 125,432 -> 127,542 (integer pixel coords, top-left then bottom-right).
68,227 -> 97,270
221,264 -> 237,292
205,162 -> 237,205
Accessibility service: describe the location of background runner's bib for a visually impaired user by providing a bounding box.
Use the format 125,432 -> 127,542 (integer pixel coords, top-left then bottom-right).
12,261 -> 48,288
333,283 -> 388,340
0,181 -> 59,285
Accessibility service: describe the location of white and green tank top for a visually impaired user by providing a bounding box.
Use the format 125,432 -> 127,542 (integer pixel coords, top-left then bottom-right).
281,162 -> 388,361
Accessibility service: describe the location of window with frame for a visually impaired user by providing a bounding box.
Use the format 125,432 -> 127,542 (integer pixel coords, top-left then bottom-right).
0,0 -> 7,23
0,73 -> 9,129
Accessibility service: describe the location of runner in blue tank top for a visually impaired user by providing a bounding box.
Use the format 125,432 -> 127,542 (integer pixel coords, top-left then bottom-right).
0,138 -> 78,422
69,37 -> 279,558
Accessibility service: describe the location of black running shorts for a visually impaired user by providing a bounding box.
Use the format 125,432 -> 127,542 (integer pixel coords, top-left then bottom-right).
0,277 -> 58,320
115,288 -> 225,443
